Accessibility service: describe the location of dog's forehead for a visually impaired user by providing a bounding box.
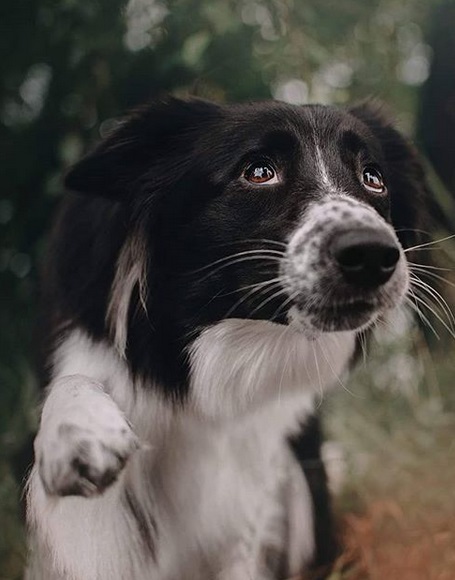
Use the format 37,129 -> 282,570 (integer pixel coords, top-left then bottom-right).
224,102 -> 374,150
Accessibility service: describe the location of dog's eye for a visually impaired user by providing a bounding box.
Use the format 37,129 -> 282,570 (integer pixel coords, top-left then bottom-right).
243,162 -> 279,185
362,166 -> 386,194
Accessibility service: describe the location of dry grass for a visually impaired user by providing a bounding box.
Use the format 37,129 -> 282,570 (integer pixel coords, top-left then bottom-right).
336,499 -> 455,580
321,321 -> 455,580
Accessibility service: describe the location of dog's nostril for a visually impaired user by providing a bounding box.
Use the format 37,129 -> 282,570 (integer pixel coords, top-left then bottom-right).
381,247 -> 400,270
336,246 -> 366,272
331,230 -> 400,288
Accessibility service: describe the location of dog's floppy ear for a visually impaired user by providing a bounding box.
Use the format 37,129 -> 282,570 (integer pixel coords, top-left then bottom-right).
349,102 -> 432,251
64,97 -> 222,200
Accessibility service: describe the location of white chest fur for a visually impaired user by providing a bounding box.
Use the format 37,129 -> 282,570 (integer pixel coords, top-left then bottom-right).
189,318 -> 356,418
27,322 -> 355,580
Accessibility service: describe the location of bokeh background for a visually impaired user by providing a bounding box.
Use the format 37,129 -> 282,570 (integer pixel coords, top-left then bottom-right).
1,1 -> 455,578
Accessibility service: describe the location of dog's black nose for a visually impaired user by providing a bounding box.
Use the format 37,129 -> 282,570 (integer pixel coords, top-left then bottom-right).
330,229 -> 400,288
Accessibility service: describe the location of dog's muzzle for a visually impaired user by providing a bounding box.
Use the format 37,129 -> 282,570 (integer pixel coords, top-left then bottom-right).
282,196 -> 409,334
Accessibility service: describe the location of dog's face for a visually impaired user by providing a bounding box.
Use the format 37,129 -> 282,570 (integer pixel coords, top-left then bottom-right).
65,99 -> 426,352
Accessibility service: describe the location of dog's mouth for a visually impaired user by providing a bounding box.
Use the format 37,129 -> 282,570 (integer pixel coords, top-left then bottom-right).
289,297 -> 381,333
308,299 -> 376,318
312,299 -> 378,329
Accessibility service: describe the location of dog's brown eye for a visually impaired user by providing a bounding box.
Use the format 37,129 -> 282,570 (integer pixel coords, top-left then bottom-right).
362,166 -> 385,194
244,162 -> 279,185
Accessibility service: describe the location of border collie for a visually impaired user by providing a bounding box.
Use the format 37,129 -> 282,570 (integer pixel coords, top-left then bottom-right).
26,98 -> 429,580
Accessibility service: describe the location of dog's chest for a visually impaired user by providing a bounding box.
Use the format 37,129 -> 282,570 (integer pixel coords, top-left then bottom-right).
46,326 -> 356,579
188,318 -> 357,418
133,398 -> 316,578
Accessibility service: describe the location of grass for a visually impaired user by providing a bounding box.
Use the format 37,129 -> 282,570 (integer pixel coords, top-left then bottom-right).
0,360 -> 37,580
323,313 -> 455,579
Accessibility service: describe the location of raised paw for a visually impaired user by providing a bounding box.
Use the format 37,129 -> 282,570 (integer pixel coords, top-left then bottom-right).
36,400 -> 139,497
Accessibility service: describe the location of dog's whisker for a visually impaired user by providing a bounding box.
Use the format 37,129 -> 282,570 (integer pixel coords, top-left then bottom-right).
404,233 -> 455,253
192,255 -> 283,284
405,292 -> 441,340
223,280 -> 284,318
192,289 -> 226,317
409,266 -> 455,290
188,249 -> 285,275
310,341 -> 324,409
276,324 -> 293,405
357,329 -> 368,365
218,277 -> 283,298
395,227 -> 433,236
316,337 -> 359,398
409,275 -> 455,329
248,287 -> 289,318
405,246 -> 443,252
406,291 -> 455,338
410,286 -> 455,338
270,291 -> 299,322
411,289 -> 455,338
408,261 -> 451,272
213,238 -> 287,250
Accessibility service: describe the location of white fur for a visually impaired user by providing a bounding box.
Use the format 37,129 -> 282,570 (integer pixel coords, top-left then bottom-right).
310,112 -> 345,196
27,320 -> 355,580
34,374 -> 139,496
315,143 -> 338,193
107,232 -> 148,358
189,318 -> 356,418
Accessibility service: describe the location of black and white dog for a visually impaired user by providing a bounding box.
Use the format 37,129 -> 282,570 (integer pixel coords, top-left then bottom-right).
26,98 -> 428,579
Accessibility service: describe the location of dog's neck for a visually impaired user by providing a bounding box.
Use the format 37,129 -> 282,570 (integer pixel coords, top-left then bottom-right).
52,322 -> 356,440
188,318 -> 356,420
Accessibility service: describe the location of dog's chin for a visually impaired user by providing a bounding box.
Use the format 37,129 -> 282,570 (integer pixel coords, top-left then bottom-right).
287,302 -> 380,337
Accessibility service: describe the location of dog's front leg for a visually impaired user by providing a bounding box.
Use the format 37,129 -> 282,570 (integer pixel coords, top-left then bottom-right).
34,374 -> 139,497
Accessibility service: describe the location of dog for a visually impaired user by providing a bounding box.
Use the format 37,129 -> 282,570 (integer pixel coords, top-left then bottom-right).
26,97 -> 429,580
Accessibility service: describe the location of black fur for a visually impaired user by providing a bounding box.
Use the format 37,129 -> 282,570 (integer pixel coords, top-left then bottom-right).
43,97 -> 430,572
289,416 -> 338,577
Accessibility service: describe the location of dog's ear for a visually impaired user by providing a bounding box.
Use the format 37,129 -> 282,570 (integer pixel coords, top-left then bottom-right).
349,101 -> 434,251
64,98 -> 222,200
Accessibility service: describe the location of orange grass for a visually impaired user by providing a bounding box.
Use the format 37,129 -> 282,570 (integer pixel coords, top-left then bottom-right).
334,500 -> 455,580
326,409 -> 455,579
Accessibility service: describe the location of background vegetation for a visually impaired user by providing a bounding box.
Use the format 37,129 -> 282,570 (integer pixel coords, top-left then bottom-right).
1,0 -> 455,578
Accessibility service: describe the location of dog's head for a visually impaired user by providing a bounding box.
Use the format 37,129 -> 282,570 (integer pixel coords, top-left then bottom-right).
65,98 -> 427,362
